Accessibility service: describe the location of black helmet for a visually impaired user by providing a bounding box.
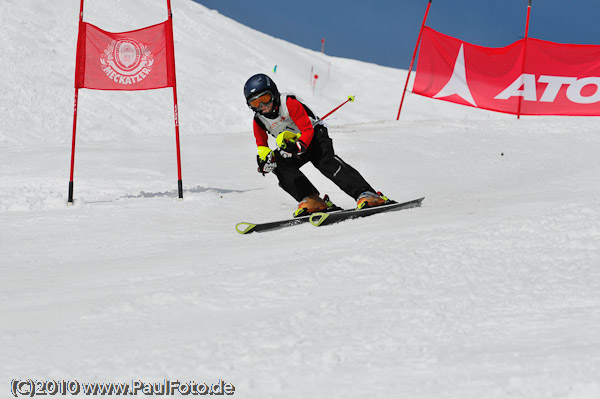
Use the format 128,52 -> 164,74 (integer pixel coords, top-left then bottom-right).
243,74 -> 280,110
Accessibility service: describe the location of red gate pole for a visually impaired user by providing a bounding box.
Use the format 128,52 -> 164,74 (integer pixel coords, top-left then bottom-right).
517,0 -> 532,119
68,0 -> 85,205
396,0 -> 433,120
167,0 -> 183,199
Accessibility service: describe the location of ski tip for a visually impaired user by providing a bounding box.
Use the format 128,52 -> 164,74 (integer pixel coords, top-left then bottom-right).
235,222 -> 256,234
309,212 -> 329,227
402,196 -> 425,208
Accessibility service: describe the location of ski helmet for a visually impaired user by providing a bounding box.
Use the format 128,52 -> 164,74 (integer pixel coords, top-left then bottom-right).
243,74 -> 280,110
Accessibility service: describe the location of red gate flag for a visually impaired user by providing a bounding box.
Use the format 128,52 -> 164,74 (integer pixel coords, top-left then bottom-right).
69,0 -> 184,205
75,20 -> 176,90
413,26 -> 600,116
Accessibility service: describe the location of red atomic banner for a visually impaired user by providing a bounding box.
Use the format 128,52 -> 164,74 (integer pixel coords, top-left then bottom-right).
413,26 -> 600,116
75,20 -> 176,91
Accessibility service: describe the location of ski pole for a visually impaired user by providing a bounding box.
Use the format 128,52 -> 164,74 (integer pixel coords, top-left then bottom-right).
321,95 -> 355,120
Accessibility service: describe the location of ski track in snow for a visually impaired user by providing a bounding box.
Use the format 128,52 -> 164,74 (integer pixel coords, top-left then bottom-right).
1,0 -> 600,398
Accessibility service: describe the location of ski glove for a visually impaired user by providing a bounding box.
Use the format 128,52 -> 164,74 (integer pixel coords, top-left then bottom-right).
277,131 -> 307,159
257,146 -> 277,175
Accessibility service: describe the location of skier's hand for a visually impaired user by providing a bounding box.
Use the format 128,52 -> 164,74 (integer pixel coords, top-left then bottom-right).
257,146 -> 277,175
276,131 -> 307,159
279,139 -> 307,159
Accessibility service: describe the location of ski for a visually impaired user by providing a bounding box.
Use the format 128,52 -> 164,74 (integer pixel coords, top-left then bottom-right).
235,205 -> 343,234
309,197 -> 425,227
236,215 -> 311,234
235,197 -> 424,234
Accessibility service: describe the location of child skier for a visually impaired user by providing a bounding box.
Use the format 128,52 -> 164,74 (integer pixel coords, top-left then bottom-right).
243,73 -> 386,217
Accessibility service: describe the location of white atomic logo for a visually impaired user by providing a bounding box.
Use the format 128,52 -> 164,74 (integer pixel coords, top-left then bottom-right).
433,44 -> 477,107
100,39 -> 154,85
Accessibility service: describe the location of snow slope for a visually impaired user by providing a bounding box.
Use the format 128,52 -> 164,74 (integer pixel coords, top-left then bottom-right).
1,0 -> 599,398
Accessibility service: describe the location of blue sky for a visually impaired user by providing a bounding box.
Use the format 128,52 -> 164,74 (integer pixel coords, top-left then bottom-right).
193,0 -> 600,69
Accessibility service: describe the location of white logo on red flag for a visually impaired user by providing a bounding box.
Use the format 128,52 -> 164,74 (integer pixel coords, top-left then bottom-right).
433,44 -> 477,107
75,21 -> 175,91
100,39 -> 155,85
413,26 -> 600,116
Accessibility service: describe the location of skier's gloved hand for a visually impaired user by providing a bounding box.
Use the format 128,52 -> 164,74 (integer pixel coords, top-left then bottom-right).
277,131 -> 307,159
257,146 -> 277,175
280,139 -> 307,159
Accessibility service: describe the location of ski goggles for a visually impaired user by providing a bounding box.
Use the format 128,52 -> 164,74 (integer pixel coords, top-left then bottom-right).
248,91 -> 274,110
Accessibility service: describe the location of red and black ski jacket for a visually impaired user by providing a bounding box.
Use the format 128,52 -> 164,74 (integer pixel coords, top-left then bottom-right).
252,94 -> 319,149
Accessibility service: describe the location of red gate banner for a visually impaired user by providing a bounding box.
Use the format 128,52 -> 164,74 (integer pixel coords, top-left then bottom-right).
75,20 -> 176,90
413,26 -> 600,116
69,0 -> 183,205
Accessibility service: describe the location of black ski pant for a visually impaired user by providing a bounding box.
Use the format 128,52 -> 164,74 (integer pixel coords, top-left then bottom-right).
273,124 -> 376,202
